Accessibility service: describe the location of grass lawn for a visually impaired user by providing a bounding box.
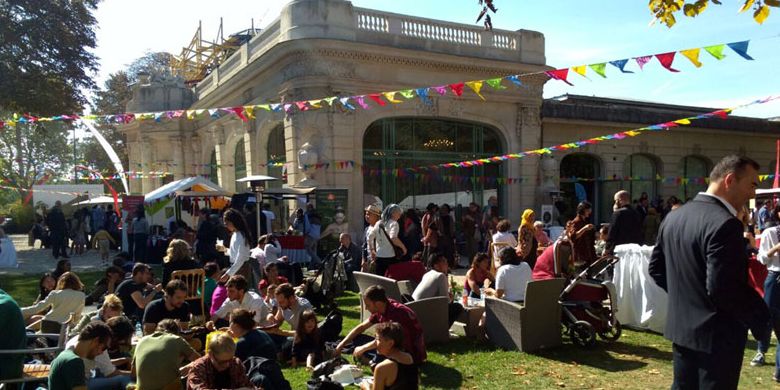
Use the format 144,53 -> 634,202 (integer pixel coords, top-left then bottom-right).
1,272 -> 777,389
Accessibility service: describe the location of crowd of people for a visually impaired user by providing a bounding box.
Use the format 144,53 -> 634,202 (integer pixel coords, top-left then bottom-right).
5,154 -> 780,389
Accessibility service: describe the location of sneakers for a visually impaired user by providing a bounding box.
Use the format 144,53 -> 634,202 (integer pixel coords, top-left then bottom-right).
751,351 -> 766,367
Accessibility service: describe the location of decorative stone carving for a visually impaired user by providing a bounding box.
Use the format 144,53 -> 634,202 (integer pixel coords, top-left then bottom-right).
516,105 -> 541,137
414,96 -> 438,116
692,144 -> 702,156
281,58 -> 356,81
639,141 -> 649,154
447,99 -> 463,118
538,154 -> 560,206
297,142 -> 319,187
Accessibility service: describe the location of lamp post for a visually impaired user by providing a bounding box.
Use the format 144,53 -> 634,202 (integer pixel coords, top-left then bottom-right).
236,175 -> 279,241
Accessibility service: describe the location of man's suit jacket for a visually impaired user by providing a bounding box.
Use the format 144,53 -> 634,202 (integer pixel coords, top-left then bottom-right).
649,194 -> 769,353
605,205 -> 643,254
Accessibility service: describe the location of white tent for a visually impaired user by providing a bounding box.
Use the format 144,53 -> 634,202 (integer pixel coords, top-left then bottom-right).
144,177 -> 228,203
143,177 -> 230,228
74,196 -> 123,206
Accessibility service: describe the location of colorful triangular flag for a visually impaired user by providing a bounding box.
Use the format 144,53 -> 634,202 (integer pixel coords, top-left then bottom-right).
571,65 -> 588,78
383,92 -> 403,103
609,59 -> 634,73
727,40 -> 754,60
486,78 -> 507,90
679,48 -> 702,67
545,69 -> 574,86
655,52 -> 680,72
465,81 -> 486,100
634,55 -> 652,70
449,83 -> 465,97
703,44 -> 726,60
589,63 -> 607,78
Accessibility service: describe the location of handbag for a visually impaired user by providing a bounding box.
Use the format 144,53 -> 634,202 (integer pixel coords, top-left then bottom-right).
379,223 -> 404,259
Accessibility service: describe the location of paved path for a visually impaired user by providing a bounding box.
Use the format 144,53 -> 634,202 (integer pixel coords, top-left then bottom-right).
1,234 -> 110,275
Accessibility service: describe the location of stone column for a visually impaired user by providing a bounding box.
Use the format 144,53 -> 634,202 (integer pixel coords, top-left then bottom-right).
512,103 -> 543,222
127,140 -> 141,194
170,136 -> 184,180
210,126 -> 228,188
140,137 -> 154,194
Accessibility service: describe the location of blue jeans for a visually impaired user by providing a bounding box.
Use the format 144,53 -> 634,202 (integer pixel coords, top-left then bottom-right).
87,374 -> 132,390
757,270 -> 780,376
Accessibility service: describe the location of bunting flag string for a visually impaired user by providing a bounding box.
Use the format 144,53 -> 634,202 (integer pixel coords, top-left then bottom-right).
0,39 -> 762,129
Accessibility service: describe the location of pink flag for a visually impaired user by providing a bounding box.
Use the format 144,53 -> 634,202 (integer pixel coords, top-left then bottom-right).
634,56 -> 652,70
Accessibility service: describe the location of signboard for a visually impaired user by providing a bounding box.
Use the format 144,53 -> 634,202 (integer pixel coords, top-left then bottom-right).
122,195 -> 146,216
315,189 -> 349,255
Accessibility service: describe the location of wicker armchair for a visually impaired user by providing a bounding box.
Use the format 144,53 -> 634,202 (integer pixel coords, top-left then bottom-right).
485,278 -> 565,352
405,296 -> 450,344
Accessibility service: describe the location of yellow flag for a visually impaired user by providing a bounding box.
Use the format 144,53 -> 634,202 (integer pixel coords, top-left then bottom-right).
674,118 -> 691,125
679,48 -> 702,68
308,100 -> 322,109
186,110 -> 196,120
571,65 -> 588,78
383,92 -> 403,103
245,106 -> 255,119
465,81 -> 485,100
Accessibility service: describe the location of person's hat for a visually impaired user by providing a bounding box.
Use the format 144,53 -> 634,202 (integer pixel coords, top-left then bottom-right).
364,204 -> 381,216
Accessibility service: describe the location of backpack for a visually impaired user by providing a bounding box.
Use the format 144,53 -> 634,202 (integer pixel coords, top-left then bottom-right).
243,356 -> 291,390
319,309 -> 343,343
307,378 -> 344,390
311,356 -> 349,379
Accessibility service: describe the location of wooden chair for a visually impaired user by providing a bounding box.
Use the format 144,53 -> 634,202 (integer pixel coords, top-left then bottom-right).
489,242 -> 511,276
171,269 -> 206,319
0,314 -> 73,389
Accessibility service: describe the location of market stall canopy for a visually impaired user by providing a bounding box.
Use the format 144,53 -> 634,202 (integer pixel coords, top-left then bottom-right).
756,188 -> 780,197
175,190 -> 232,197
144,177 -> 229,203
74,196 -> 124,206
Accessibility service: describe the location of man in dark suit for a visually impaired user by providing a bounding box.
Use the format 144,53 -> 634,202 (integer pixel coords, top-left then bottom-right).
604,190 -> 643,255
649,155 -> 769,389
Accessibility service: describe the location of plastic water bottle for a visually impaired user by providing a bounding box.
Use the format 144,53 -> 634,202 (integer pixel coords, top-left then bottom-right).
461,288 -> 468,307
135,322 -> 142,338
479,288 -> 485,302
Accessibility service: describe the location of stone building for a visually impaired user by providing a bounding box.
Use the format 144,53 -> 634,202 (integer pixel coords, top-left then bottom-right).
120,0 -> 780,227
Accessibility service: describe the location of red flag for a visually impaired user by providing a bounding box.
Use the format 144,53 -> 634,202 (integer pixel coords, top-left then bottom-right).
295,101 -> 310,111
231,107 -> 248,122
367,94 -> 387,106
449,83 -> 465,96
545,69 -> 574,86
655,52 -> 680,72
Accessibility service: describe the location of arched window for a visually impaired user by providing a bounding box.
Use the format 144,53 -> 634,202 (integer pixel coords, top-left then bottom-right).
560,154 -> 602,223
209,151 -> 218,185
267,125 -> 286,188
234,139 -> 246,182
680,156 -> 710,200
623,154 -> 659,201
362,117 -> 505,212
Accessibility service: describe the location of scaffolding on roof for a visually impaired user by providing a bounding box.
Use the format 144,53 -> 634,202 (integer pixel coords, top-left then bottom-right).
169,18 -> 261,85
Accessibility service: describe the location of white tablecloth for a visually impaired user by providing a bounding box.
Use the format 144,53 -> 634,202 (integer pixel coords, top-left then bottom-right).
613,244 -> 667,333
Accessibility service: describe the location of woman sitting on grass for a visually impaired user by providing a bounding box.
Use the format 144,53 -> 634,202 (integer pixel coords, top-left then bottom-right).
228,308 -> 277,362
22,272 -> 86,327
291,309 -> 324,370
360,321 -> 419,390
34,273 -> 57,304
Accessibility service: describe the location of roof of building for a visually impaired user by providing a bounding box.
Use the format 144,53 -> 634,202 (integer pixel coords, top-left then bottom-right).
542,94 -> 780,134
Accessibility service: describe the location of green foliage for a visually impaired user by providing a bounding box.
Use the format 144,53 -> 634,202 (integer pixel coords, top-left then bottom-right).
0,0 -> 101,115
0,200 -> 34,233
649,0 -> 777,27
0,120 -> 72,196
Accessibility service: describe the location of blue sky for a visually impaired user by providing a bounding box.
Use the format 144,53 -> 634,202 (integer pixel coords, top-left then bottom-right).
93,0 -> 780,118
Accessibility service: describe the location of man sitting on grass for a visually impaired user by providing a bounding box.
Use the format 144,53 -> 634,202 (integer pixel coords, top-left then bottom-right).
211,275 -> 272,328
132,319 -> 201,390
115,263 -> 161,323
142,279 -> 191,335
49,322 -> 113,390
266,283 -> 314,358
186,332 -> 255,390
335,285 -> 426,365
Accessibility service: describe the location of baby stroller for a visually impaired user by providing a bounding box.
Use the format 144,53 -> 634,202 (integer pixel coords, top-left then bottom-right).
304,249 -> 348,310
553,239 -> 622,347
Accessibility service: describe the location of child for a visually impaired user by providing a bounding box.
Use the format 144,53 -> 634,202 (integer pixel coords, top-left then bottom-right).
595,225 -> 609,257
91,228 -> 117,266
203,262 -> 219,314
292,309 -> 325,370
264,284 -> 278,316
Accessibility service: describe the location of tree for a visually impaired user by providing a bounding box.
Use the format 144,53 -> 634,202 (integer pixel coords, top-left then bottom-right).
0,120 -> 72,198
649,0 -> 779,27
0,0 -> 101,200
0,0 -> 101,114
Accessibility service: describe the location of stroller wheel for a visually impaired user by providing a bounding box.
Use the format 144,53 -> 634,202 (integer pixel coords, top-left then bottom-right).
570,321 -> 597,347
598,319 -> 622,342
